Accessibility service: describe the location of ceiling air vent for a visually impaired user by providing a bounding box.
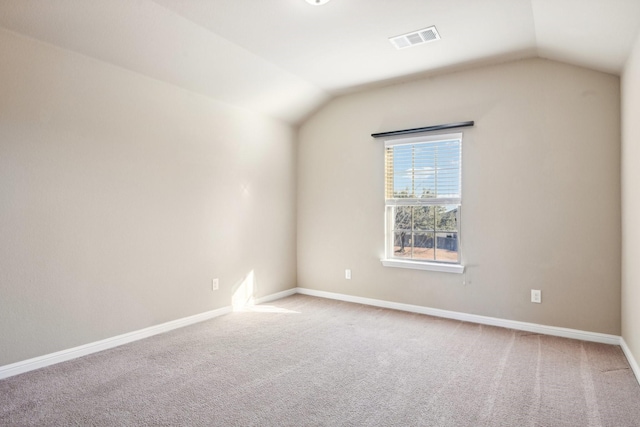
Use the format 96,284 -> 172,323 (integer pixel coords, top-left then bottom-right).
389,26 -> 440,50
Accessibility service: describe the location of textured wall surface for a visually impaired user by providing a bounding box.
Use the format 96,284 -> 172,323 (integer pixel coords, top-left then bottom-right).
0,29 -> 297,366
622,30 -> 640,372
298,58 -> 621,335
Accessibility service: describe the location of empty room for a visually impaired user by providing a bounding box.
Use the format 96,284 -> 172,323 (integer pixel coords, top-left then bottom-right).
2,0 -> 640,425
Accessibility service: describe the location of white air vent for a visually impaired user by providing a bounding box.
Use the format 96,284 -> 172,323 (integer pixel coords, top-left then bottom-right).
389,26 -> 440,50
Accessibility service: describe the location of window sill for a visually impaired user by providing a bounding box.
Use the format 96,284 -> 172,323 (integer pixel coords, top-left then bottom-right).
381,259 -> 465,274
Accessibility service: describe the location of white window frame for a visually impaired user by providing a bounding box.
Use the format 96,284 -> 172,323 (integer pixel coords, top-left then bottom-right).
381,132 -> 465,274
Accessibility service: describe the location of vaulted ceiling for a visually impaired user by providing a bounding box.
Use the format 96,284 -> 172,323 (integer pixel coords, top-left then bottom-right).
1,0 -> 639,124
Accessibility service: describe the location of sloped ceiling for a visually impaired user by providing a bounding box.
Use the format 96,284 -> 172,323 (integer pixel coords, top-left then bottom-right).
0,0 -> 639,124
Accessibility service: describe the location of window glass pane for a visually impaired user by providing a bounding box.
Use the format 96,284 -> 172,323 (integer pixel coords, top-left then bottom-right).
413,145 -> 436,199
433,141 -> 461,199
394,206 -> 412,231
435,232 -> 458,263
436,205 -> 459,232
391,145 -> 415,198
412,233 -> 435,261
413,206 -> 434,231
393,231 -> 411,258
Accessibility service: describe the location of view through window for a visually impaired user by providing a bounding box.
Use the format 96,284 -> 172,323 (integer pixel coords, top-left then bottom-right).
385,132 -> 462,264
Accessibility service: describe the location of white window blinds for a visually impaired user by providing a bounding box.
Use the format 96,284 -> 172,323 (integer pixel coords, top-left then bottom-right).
385,132 -> 462,205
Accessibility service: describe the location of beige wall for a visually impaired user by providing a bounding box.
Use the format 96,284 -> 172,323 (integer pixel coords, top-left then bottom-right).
0,30 -> 297,366
298,58 -> 621,334
622,31 -> 640,369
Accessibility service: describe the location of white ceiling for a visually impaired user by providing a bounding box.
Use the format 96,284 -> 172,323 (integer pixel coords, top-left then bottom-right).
1,0 -> 639,124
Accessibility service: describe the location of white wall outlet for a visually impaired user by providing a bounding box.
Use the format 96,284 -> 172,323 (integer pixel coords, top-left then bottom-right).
212,278 -> 219,291
531,289 -> 541,303
345,269 -> 351,280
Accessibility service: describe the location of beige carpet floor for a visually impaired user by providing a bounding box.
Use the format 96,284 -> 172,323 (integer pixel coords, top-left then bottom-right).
1,294 -> 640,426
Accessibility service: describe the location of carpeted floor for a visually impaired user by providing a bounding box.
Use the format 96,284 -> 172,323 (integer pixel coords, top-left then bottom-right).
1,294 -> 640,426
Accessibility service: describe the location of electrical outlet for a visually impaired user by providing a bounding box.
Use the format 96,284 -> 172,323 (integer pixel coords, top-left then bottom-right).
531,289 -> 541,303
345,269 -> 351,280
212,278 -> 219,291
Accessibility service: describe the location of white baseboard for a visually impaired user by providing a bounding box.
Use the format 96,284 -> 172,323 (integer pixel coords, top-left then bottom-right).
0,305 -> 231,380
295,287 -> 621,346
0,287 -> 301,380
620,337 -> 640,385
3,287 -> 637,385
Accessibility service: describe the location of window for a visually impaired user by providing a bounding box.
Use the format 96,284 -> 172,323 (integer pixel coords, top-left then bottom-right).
382,132 -> 464,273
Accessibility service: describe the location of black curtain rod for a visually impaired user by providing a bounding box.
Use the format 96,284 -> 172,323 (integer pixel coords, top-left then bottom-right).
371,121 -> 474,138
